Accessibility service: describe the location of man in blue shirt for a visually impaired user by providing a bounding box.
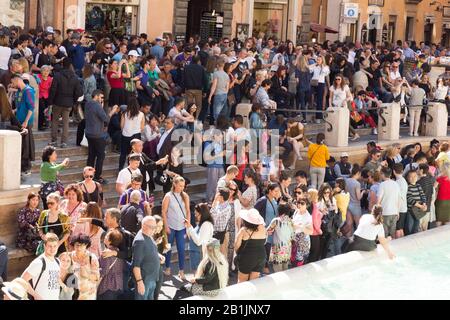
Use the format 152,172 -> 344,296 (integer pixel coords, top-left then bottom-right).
11,74 -> 35,174
66,33 -> 95,77
150,37 -> 164,64
132,216 -> 162,300
113,42 -> 128,62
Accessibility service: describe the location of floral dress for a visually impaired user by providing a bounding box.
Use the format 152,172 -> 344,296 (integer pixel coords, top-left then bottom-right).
269,215 -> 295,264
291,210 -> 312,265
16,207 -> 41,252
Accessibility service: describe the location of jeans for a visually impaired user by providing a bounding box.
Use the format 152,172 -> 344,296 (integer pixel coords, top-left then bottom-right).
86,136 -> 106,179
280,139 -> 293,161
309,167 -> 326,190
51,105 -> 71,144
189,237 -> 202,271
135,278 -> 156,300
212,93 -> 228,121
165,228 -> 186,271
327,236 -> 345,258
297,89 -> 311,119
154,266 -> 164,300
312,83 -> 325,120
0,244 -> 7,281
405,212 -> 420,235
119,133 -> 141,170
97,290 -> 122,300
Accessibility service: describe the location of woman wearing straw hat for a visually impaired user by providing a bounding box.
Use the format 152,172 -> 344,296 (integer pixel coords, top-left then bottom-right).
234,209 -> 267,283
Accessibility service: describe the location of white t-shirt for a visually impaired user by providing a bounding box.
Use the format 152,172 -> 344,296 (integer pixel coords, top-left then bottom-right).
168,107 -> 190,126
347,50 -> 356,65
292,210 -> 312,234
311,65 -> 330,83
354,214 -> 385,241
24,255 -> 60,300
396,176 -> 409,213
377,179 -> 401,216
0,46 -> 11,70
389,70 -> 401,81
122,112 -> 144,137
116,167 -> 141,187
330,85 -> 351,107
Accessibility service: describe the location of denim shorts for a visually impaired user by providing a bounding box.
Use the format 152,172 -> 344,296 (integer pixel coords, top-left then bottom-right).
348,203 -> 362,217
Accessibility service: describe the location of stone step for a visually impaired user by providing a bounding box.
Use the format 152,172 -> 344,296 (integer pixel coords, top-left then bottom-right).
33,127 -> 79,142
34,141 -> 88,158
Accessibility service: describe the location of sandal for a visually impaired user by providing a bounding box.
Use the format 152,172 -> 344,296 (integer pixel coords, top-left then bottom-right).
178,271 -> 186,281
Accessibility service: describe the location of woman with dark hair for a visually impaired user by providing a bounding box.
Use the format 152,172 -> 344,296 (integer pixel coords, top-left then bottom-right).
82,64 -> 97,103
317,183 -> 338,258
73,202 -> 103,257
185,203 -> 214,273
106,59 -> 128,107
97,229 -> 125,300
345,205 -> 395,259
119,96 -> 145,169
226,180 -> 241,271
234,209 -> 267,283
267,203 -> 294,272
279,170 -> 292,203
39,146 -> 70,209
16,192 -> 41,252
69,233 -> 100,300
269,65 -> 295,109
238,168 -> 259,209
291,196 -> 313,266
307,133 -> 330,189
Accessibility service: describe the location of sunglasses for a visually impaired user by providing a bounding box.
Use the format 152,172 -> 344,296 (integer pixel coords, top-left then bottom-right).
105,46 -> 112,49
335,78 -> 342,81
229,188 -> 237,191
47,201 -> 55,206
294,191 -> 302,195
324,191 -> 331,194
84,175 -> 94,179
298,202 -> 307,206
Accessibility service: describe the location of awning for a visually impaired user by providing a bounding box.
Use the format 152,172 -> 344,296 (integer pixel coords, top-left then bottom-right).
309,23 -> 338,34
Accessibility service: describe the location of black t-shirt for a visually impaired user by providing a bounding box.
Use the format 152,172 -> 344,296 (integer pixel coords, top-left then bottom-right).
365,67 -> 382,89
233,59 -> 249,80
36,52 -> 51,68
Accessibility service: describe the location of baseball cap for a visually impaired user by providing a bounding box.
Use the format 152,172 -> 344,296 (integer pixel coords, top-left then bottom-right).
155,36 -> 164,42
128,50 -> 140,57
46,26 -> 55,34
341,152 -> 349,158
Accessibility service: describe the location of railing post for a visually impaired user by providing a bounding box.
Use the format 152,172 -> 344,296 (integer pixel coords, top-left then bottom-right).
425,102 -> 448,138
0,130 -> 22,191
377,103 -> 401,142
324,107 -> 349,147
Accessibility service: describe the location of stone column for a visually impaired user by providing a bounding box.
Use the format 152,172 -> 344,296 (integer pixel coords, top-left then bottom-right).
0,130 -> 22,191
300,0 -> 313,43
377,103 -> 401,142
425,103 -> 448,138
324,106 -> 349,147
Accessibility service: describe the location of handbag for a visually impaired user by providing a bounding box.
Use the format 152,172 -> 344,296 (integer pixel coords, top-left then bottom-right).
350,101 -> 362,123
310,79 -> 319,87
80,134 -> 88,147
411,205 -> 427,220
233,230 -> 255,270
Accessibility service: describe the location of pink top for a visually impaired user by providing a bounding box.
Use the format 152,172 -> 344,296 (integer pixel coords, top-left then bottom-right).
71,220 -> 103,258
37,74 -> 53,99
311,203 -> 323,236
59,200 -> 86,231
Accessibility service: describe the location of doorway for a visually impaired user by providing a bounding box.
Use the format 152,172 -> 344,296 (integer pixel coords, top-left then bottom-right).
186,0 -> 212,39
424,23 -> 433,44
405,17 -> 414,41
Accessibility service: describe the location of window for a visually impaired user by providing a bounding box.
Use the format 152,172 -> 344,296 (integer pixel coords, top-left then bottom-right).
368,0 -> 384,6
444,6 -> 450,18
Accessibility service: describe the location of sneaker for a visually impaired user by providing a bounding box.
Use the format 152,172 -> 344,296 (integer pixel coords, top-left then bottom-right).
48,141 -> 57,147
60,143 -> 67,148
350,133 -> 360,141
373,128 -> 378,135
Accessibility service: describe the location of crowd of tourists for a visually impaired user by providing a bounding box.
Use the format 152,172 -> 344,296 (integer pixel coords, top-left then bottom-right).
0,24 -> 450,300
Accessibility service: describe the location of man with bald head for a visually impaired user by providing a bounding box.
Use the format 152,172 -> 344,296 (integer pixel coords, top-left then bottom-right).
132,216 -> 164,300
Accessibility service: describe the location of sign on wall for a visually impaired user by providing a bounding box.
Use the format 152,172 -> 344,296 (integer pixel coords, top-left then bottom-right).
343,3 -> 359,19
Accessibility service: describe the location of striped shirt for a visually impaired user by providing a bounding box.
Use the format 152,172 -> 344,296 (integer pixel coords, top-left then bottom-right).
417,175 -> 436,210
406,184 -> 427,212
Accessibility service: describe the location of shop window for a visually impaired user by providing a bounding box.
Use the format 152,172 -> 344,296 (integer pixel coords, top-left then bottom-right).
253,2 -> 287,41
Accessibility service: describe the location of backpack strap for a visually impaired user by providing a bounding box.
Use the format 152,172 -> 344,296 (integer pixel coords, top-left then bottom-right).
33,256 -> 46,290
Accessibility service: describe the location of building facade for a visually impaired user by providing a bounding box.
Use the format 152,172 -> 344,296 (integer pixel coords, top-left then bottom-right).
322,0 -> 450,46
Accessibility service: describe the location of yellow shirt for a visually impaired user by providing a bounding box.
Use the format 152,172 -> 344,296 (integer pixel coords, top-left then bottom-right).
335,192 -> 350,221
307,143 -> 330,168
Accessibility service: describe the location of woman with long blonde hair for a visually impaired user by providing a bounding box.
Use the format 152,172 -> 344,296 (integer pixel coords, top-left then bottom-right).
161,176 -> 190,280
187,238 -> 228,296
